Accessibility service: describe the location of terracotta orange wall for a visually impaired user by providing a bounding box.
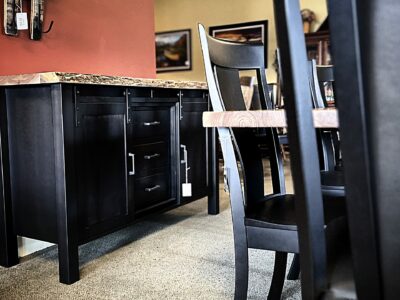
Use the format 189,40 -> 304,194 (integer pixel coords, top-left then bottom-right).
0,0 -> 156,78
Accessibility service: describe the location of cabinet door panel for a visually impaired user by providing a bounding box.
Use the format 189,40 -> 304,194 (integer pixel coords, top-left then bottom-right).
180,99 -> 208,201
76,103 -> 128,232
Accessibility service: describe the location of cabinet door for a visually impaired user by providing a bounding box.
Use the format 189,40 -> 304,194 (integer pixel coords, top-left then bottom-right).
180,91 -> 209,201
75,99 -> 129,237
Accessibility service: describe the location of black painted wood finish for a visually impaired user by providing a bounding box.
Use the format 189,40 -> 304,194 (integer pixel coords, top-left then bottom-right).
274,0 -> 356,299
0,87 -> 18,268
273,0 -> 328,298
199,23 -> 299,300
0,83 -> 215,284
328,0 -> 393,298
179,90 -> 209,202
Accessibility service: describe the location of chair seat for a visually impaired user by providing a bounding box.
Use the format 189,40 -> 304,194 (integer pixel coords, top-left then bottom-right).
245,194 -> 346,231
246,194 -> 297,230
321,170 -> 346,197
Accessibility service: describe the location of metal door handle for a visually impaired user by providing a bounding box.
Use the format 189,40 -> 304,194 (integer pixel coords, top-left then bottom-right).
128,153 -> 135,175
181,144 -> 190,184
144,153 -> 160,160
143,121 -> 160,126
145,185 -> 161,192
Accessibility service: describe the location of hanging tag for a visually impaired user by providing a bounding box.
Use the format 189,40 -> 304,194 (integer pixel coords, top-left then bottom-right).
182,183 -> 192,197
16,13 -> 29,30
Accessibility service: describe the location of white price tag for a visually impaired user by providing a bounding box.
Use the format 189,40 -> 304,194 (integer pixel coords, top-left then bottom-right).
16,13 -> 28,30
182,183 -> 192,197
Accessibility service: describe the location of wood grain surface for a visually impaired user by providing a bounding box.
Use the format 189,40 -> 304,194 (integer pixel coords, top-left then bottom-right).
202,109 -> 339,128
0,72 -> 208,90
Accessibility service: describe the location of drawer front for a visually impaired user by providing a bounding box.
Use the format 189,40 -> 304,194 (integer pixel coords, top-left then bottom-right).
135,172 -> 170,210
133,141 -> 169,175
182,101 -> 208,113
131,107 -> 170,139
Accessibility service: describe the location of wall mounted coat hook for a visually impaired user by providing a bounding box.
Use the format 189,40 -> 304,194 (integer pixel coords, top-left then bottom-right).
42,20 -> 54,34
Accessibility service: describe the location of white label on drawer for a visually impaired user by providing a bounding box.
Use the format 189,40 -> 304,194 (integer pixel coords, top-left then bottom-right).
16,13 -> 28,30
182,183 -> 192,197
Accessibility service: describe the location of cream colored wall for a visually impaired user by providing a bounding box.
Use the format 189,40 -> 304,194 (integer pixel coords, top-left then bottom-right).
155,0 -> 327,82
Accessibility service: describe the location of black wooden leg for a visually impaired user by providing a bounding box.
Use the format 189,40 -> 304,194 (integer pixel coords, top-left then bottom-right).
208,127 -> 219,215
0,193 -> 18,267
234,242 -> 249,300
52,85 -> 79,284
267,251 -> 287,300
0,94 -> 19,268
287,254 -> 300,280
58,242 -> 79,284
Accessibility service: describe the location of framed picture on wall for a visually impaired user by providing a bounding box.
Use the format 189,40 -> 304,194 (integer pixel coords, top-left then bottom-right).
209,20 -> 268,66
155,29 -> 192,73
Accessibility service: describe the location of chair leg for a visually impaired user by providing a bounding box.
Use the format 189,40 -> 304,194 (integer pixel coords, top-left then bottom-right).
234,243 -> 249,300
267,251 -> 287,300
287,254 -> 300,280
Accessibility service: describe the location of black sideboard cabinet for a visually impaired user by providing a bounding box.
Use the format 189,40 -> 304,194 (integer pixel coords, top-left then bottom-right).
0,83 -> 218,284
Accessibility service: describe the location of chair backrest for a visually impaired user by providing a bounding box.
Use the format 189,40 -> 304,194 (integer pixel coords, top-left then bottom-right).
308,60 -> 337,171
328,0 -> 400,298
309,60 -> 335,109
317,65 -> 335,105
199,24 -> 286,207
273,0 -> 328,298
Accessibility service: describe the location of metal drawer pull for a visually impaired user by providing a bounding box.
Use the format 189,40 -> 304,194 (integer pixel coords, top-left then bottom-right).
128,153 -> 135,175
145,185 -> 161,192
143,121 -> 160,126
144,153 -> 160,160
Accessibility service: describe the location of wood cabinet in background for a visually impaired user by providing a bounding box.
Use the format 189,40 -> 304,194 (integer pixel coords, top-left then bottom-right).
0,82 -> 217,285
305,30 -> 331,65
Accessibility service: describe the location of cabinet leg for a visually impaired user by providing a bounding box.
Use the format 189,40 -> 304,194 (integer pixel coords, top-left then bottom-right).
58,243 -> 79,284
0,211 -> 18,267
0,136 -> 19,267
208,128 -> 219,215
52,85 -> 79,284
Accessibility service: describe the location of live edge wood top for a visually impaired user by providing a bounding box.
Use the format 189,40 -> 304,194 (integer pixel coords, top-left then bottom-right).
0,72 -> 208,90
203,109 -> 339,128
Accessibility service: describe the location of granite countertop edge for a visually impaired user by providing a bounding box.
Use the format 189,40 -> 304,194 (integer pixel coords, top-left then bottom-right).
0,72 -> 208,90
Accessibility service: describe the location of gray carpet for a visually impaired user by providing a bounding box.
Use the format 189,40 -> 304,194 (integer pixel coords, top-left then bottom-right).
0,181 -> 301,299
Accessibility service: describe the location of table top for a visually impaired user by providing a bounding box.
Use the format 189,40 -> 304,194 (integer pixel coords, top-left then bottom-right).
202,108 -> 338,129
0,72 -> 208,90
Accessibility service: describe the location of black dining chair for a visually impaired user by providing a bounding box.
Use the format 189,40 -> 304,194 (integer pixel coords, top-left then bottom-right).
198,23 -> 345,300
308,60 -> 346,198
273,0 -> 358,298
273,59 -> 347,282
328,0 -> 400,298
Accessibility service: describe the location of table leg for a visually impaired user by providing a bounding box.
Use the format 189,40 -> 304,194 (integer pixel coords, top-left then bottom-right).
208,127 -> 219,215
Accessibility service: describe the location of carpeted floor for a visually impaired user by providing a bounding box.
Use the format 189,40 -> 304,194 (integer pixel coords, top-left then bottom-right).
0,163 -> 301,299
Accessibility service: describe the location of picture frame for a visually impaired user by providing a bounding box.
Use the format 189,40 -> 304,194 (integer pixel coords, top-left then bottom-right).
209,20 -> 268,66
155,29 -> 192,73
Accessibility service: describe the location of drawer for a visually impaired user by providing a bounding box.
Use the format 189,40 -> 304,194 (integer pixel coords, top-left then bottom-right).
182,101 -> 208,112
132,141 -> 169,175
135,172 -> 170,211
131,107 -> 170,138
181,90 -> 208,102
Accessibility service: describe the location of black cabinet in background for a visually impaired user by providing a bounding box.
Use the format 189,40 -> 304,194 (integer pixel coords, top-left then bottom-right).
0,83 -> 217,285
